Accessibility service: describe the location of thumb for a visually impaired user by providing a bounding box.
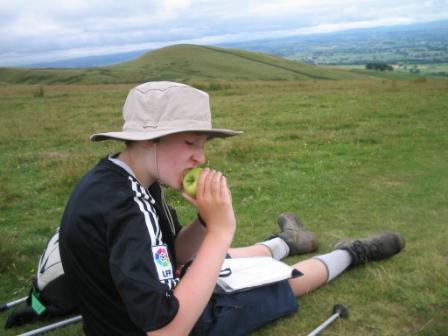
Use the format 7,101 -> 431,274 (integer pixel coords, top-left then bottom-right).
180,191 -> 198,208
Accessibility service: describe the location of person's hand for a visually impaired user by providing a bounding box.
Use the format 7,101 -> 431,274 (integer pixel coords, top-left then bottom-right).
182,168 -> 236,238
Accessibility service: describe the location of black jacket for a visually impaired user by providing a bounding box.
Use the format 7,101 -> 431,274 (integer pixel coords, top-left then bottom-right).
60,157 -> 182,335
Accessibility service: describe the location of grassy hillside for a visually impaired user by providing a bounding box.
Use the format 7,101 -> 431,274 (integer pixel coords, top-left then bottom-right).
113,44 -> 367,80
0,79 -> 447,335
0,44 -> 373,85
0,67 -> 116,85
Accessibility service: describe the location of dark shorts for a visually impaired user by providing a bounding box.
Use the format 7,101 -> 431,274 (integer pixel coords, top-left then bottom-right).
190,280 -> 299,336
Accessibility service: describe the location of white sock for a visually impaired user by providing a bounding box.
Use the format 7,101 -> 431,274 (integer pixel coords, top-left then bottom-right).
314,250 -> 352,282
258,237 -> 290,260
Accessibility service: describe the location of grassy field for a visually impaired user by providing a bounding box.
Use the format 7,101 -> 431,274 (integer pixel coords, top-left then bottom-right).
0,79 -> 447,335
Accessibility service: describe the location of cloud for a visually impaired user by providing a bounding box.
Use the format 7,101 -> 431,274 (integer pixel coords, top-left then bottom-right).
0,0 -> 447,66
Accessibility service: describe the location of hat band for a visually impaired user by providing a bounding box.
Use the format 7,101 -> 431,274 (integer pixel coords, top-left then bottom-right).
123,119 -> 212,132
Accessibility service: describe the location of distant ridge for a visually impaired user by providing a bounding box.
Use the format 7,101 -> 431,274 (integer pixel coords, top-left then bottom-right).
0,44 -> 371,85
222,19 -> 448,65
26,50 -> 149,68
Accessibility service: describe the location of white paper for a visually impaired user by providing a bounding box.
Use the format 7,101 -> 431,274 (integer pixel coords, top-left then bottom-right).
216,257 -> 301,293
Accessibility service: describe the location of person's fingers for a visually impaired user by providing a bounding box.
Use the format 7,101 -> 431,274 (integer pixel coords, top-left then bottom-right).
201,168 -> 216,199
180,191 -> 198,207
196,168 -> 209,199
197,169 -> 230,205
203,169 -> 213,197
220,175 -> 232,202
210,171 -> 222,197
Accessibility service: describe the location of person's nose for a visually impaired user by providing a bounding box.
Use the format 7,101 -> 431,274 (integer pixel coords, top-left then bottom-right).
193,148 -> 206,165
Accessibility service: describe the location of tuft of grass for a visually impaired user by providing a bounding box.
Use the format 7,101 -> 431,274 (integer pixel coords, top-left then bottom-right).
33,85 -> 45,97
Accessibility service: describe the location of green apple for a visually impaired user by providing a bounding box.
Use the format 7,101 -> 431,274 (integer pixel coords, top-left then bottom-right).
183,167 -> 203,197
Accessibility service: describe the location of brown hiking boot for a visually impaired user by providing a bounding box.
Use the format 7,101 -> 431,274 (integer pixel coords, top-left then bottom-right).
277,212 -> 319,255
335,231 -> 405,267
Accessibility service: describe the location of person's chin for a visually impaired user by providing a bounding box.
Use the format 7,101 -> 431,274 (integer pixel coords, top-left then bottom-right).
164,180 -> 182,191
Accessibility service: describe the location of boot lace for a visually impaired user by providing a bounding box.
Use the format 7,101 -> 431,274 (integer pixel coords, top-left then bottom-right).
351,239 -> 382,264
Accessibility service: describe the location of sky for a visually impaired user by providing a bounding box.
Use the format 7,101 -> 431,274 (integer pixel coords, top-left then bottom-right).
1,0 -> 448,66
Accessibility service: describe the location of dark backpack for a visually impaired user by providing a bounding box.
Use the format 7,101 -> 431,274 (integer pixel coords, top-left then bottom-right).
4,228 -> 78,328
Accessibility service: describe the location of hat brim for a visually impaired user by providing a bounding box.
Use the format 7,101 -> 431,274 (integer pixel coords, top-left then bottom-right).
90,128 -> 242,142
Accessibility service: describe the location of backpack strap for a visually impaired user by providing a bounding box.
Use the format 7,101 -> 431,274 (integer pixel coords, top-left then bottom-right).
30,288 -> 47,316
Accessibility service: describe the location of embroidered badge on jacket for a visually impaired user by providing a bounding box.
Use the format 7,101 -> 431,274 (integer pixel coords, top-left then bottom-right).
152,245 -> 174,281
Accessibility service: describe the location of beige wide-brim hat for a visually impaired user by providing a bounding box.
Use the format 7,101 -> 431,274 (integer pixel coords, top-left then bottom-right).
90,81 -> 242,141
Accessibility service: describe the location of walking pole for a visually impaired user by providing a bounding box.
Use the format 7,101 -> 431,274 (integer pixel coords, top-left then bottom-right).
17,315 -> 82,336
307,304 -> 349,336
0,296 -> 27,312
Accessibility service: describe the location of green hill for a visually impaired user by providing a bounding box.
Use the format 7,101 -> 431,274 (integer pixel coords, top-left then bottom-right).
0,44 -> 373,85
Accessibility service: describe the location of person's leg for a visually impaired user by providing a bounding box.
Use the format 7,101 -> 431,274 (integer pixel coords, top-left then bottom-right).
228,244 -> 272,258
288,259 -> 328,296
287,249 -> 353,296
288,231 -> 406,297
227,247 -> 335,295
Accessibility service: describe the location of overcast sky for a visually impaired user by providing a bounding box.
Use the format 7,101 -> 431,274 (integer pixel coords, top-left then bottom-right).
1,0 -> 447,66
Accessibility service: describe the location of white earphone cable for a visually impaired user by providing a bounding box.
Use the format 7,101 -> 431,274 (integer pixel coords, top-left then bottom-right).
153,142 -> 176,235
